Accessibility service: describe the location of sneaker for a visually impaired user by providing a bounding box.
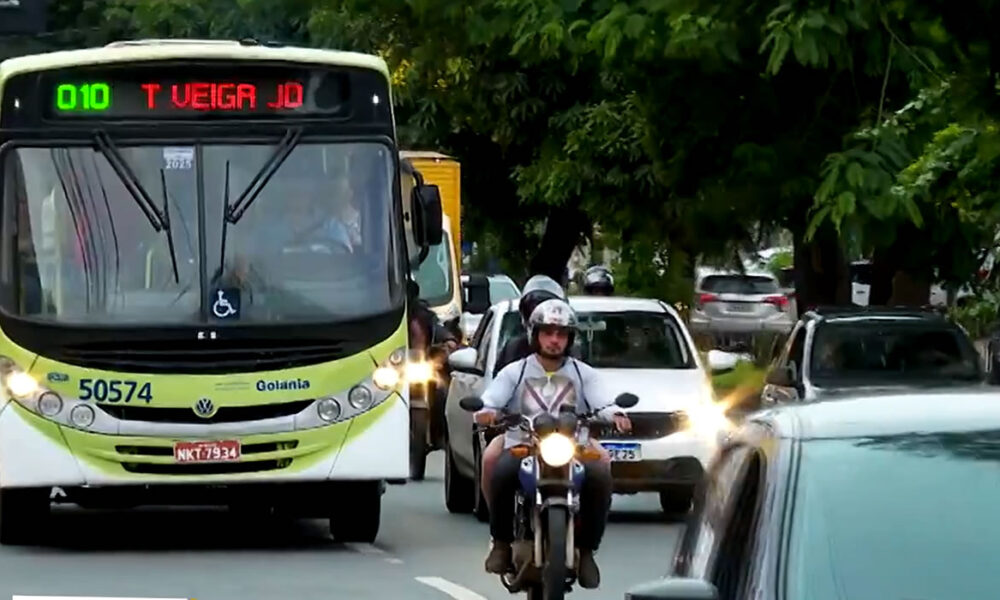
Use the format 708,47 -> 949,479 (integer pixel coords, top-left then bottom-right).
577,550 -> 600,589
485,541 -> 513,574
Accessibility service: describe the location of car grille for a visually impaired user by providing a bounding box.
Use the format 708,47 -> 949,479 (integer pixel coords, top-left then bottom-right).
595,412 -> 685,440
97,400 -> 313,424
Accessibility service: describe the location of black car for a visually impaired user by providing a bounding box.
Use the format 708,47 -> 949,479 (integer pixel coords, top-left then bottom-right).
761,306 -> 984,405
627,387 -> 1000,600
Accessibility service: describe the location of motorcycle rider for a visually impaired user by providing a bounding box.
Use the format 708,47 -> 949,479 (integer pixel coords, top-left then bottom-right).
474,299 -> 632,589
582,265 -> 615,296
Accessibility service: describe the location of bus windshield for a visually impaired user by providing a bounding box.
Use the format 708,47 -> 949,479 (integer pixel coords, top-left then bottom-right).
3,140 -> 400,325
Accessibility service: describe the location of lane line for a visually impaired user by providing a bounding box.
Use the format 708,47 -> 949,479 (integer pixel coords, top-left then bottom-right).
345,542 -> 388,556
385,557 -> 405,565
415,577 -> 490,600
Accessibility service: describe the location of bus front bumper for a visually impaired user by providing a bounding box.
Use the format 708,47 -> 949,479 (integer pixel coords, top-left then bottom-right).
0,397 -> 408,489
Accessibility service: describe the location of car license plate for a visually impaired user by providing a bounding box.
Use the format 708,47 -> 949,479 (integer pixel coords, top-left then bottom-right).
726,302 -> 755,312
173,440 -> 241,463
601,443 -> 641,462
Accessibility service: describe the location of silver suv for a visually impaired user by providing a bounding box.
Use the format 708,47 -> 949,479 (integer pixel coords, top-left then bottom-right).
688,269 -> 794,348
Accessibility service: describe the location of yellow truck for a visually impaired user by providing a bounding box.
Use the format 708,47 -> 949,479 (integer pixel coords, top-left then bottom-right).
401,151 -> 462,330
399,151 -> 462,480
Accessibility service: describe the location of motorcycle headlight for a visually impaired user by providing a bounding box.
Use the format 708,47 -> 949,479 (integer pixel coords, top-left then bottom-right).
538,433 -> 576,467
404,361 -> 434,384
684,401 -> 733,437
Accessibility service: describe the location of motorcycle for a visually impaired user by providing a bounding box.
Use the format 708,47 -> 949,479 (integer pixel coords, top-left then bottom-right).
408,343 -> 452,481
459,392 -> 639,600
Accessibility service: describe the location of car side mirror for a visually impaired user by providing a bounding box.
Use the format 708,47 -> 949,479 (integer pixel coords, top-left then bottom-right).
447,347 -> 481,374
412,183 -> 443,249
625,578 -> 719,600
766,363 -> 796,387
464,274 -> 492,314
614,393 -> 639,409
706,349 -> 739,374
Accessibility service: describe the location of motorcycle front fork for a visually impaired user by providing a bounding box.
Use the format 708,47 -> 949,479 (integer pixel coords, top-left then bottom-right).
514,494 -> 577,570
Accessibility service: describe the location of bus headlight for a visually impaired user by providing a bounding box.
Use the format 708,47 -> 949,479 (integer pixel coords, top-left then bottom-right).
539,433 -> 575,467
5,371 -> 39,399
69,404 -> 95,428
317,397 -> 342,422
404,361 -> 434,384
389,348 -> 406,366
37,391 -> 63,416
348,385 -> 374,410
373,367 -> 400,390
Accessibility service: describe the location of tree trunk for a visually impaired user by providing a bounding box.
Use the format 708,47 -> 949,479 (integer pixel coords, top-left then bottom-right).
869,246 -> 896,306
791,222 -> 850,310
529,205 -> 590,286
888,271 -> 932,306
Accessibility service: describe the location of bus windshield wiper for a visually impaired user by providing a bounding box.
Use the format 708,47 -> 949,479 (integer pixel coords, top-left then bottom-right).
212,128 -> 302,285
226,127 -> 303,224
159,169 -> 181,284
93,131 -> 168,232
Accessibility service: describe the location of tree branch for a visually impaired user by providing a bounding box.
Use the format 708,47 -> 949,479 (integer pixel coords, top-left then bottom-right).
877,38 -> 894,125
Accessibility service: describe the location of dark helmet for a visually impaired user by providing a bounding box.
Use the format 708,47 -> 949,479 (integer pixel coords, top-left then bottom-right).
528,299 -> 578,355
518,275 -> 567,325
583,265 -> 614,296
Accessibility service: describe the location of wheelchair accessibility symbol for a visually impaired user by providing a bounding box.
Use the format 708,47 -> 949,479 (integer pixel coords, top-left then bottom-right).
212,288 -> 240,320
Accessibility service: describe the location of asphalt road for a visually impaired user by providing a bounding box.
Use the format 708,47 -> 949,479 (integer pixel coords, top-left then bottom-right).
0,453 -> 684,600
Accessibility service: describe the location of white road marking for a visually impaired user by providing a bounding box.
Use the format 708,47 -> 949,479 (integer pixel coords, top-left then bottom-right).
415,577 -> 489,600
345,542 -> 387,556
385,557 -> 405,565
14,597 -> 189,600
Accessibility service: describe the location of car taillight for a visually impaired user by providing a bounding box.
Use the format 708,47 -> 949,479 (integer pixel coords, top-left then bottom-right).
698,293 -> 718,306
764,295 -> 789,311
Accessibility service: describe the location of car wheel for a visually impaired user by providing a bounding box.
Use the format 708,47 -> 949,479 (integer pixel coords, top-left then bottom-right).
445,442 -> 474,514
659,485 -> 694,517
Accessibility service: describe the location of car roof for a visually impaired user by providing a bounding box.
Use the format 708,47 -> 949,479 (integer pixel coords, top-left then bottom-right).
804,306 -> 948,323
494,296 -> 675,316
695,267 -> 776,280
751,387 -> 1000,439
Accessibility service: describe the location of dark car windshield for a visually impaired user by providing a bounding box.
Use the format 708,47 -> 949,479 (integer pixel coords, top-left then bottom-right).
809,320 -> 982,385
700,275 -> 778,294
498,309 -> 693,369
787,432 -> 1000,600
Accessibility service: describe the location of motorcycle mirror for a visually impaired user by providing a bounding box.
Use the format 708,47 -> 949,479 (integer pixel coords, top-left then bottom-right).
459,396 -> 484,412
615,393 -> 639,409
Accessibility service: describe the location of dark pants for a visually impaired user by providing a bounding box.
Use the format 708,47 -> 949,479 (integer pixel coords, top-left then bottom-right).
489,448 -> 612,551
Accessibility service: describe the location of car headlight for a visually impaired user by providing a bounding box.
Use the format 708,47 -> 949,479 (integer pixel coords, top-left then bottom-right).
317,397 -> 342,422
684,401 -> 733,437
37,391 -> 63,417
404,361 -> 434,384
373,366 -> 401,390
538,433 -> 576,467
5,371 -> 39,398
69,404 -> 95,428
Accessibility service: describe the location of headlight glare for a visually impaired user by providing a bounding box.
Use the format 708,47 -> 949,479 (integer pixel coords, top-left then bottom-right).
404,361 -> 434,384
6,371 -> 38,398
372,366 -> 400,390
348,385 -> 374,410
538,433 -> 576,467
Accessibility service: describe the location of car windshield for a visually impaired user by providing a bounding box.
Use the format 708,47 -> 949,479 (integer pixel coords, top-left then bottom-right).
3,141 -> 400,325
498,309 -> 692,368
809,321 -> 982,384
489,279 -> 520,303
787,432 -> 1000,600
700,275 -> 778,294
414,233 -> 454,307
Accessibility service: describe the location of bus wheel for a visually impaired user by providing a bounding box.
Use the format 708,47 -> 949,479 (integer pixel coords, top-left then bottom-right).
330,482 -> 381,543
0,487 -> 50,545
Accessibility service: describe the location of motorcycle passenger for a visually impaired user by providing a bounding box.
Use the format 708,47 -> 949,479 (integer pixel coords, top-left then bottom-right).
582,265 -> 614,296
474,299 -> 632,589
494,274 -> 568,374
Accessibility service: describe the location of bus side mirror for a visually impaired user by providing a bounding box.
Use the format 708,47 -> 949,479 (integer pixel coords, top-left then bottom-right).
412,184 -> 443,248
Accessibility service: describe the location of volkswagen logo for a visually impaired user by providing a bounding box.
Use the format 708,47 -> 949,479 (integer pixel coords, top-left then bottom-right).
193,397 -> 217,419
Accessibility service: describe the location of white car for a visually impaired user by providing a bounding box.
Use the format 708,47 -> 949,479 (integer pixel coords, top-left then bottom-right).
442,296 -> 733,519
458,274 -> 521,341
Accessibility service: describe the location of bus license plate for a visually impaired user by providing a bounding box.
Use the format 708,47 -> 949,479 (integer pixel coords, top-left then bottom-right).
174,440 -> 241,463
602,443 -> 641,462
